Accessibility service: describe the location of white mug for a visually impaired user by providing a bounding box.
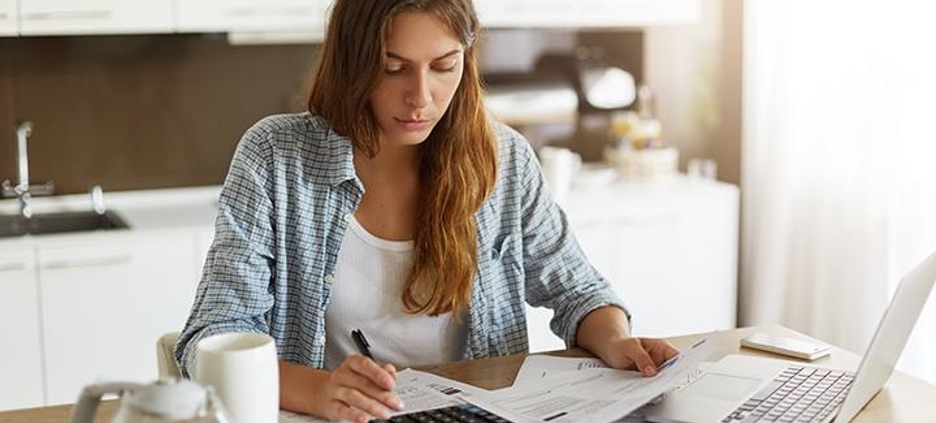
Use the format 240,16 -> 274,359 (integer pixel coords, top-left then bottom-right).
539,146 -> 582,203
195,332 -> 279,423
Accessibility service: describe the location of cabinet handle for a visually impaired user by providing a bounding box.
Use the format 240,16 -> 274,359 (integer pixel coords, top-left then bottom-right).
23,10 -> 112,21
41,254 -> 132,270
0,261 -> 27,272
225,6 -> 312,18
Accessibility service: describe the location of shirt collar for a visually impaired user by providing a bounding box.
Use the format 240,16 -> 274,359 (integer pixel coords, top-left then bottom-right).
308,113 -> 361,190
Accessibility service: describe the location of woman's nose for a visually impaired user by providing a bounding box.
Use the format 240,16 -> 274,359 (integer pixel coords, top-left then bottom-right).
405,72 -> 432,108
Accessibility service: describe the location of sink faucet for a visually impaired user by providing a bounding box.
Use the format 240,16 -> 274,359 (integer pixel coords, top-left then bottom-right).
2,121 -> 55,219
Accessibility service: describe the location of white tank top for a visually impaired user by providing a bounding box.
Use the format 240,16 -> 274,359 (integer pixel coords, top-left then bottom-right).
323,215 -> 466,370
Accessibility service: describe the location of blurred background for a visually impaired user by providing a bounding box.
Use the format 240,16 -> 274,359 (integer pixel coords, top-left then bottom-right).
0,0 -> 738,193
1,0 -> 935,412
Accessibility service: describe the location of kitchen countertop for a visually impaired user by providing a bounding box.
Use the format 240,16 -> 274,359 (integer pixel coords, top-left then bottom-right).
0,185 -> 221,244
0,175 -> 737,244
560,174 -> 739,225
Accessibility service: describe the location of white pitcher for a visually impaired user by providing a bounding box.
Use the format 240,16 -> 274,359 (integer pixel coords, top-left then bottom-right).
70,378 -> 232,423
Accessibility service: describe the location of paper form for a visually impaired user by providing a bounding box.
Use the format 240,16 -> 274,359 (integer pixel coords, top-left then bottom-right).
278,368 -> 488,422
279,339 -> 713,423
512,355 -> 610,388
467,338 -> 714,423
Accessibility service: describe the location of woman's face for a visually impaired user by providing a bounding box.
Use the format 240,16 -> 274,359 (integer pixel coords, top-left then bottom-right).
370,12 -> 465,148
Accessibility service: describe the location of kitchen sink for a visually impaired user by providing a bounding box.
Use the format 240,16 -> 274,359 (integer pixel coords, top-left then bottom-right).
0,210 -> 129,238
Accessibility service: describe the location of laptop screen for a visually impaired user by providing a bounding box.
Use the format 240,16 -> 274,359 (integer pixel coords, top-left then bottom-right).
835,251 -> 936,422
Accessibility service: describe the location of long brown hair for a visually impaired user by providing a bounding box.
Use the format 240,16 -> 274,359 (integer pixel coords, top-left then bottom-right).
308,0 -> 497,317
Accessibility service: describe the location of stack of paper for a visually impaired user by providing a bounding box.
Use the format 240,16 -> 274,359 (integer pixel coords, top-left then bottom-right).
468,339 -> 713,423
279,339 -> 712,423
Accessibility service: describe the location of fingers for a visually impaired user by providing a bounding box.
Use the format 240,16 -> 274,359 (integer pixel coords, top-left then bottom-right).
331,384 -> 396,422
603,337 -> 656,376
340,356 -> 404,407
347,355 -> 397,390
383,363 -> 398,378
642,338 -> 680,365
610,337 -> 681,377
621,338 -> 658,377
324,398 -> 379,423
324,356 -> 405,423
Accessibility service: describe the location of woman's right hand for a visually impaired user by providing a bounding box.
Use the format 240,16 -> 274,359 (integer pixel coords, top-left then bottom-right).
317,355 -> 404,423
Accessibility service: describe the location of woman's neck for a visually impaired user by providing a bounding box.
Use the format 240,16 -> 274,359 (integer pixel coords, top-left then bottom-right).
351,143 -> 422,241
354,143 -> 421,180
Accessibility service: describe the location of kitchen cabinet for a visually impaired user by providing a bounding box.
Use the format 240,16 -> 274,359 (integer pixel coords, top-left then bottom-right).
0,245 -> 45,411
18,0 -> 173,36
176,0 -> 330,34
474,0 -> 701,28
5,0 -> 698,37
37,231 -> 197,405
0,181 -> 734,406
0,186 -> 219,411
0,0 -> 17,36
525,177 -> 739,352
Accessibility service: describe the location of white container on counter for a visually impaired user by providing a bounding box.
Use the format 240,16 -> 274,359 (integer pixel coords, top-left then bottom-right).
604,146 -> 679,181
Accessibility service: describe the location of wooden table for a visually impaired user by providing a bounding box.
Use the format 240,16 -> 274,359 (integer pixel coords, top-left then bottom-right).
3,326 -> 934,422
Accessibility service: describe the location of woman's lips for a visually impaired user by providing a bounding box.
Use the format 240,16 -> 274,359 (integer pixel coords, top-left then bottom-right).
396,118 -> 432,132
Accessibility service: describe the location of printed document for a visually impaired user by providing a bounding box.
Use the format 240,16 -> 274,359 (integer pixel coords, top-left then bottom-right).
467,338 -> 713,423
511,355 -> 609,388
280,338 -> 712,423
278,368 -> 488,423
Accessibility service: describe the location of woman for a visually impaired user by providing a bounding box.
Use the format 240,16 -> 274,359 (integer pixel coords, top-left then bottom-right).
175,0 -> 679,422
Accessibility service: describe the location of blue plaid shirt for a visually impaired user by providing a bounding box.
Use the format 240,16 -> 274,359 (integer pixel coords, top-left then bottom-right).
175,112 -> 627,376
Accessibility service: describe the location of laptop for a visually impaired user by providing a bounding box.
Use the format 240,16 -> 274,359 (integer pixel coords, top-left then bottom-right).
644,250 -> 936,423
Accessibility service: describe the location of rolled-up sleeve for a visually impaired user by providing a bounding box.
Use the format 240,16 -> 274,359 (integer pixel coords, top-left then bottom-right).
514,139 -> 630,347
174,125 -> 278,377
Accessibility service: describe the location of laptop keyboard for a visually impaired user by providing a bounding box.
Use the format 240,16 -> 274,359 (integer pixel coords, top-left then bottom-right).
370,403 -> 512,423
722,366 -> 855,423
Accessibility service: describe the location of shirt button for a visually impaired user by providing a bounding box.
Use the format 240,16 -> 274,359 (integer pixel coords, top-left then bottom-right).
343,213 -> 352,222
320,336 -> 327,345
324,274 -> 334,283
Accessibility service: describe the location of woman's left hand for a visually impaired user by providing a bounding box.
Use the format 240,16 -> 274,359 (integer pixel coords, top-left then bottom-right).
575,306 -> 680,377
598,336 -> 680,377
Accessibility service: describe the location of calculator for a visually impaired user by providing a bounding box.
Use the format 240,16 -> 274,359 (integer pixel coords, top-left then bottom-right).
370,403 -> 513,423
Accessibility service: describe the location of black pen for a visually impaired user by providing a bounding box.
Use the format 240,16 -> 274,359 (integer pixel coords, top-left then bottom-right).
351,329 -> 375,360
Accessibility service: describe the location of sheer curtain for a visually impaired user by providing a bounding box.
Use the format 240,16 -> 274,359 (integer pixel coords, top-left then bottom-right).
741,0 -> 936,383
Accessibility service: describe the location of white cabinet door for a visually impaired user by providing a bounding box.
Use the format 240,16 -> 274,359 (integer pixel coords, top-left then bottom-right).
579,179 -> 738,339
474,0 -> 700,28
37,232 -> 196,405
0,246 -> 45,411
19,0 -> 173,36
0,0 -> 18,36
176,0 -> 328,34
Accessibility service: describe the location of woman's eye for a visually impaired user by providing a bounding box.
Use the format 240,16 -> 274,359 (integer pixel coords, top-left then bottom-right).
433,60 -> 458,73
384,62 -> 406,74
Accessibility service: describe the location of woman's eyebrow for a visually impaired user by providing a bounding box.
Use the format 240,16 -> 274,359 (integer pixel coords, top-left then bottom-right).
386,49 -> 462,62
